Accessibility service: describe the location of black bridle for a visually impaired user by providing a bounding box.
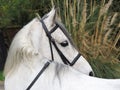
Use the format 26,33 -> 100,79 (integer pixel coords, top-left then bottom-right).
40,19 -> 81,66
26,18 -> 81,90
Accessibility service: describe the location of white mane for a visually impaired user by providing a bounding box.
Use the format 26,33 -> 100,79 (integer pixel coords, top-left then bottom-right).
4,18 -> 40,76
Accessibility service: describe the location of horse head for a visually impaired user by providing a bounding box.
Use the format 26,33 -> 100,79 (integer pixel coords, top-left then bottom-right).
4,8 -> 94,77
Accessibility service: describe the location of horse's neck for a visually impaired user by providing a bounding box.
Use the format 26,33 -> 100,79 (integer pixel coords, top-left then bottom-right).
5,58 -> 120,90
5,58 -> 61,90
5,57 -> 47,88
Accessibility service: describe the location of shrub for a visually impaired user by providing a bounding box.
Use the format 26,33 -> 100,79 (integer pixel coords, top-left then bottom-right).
51,0 -> 120,78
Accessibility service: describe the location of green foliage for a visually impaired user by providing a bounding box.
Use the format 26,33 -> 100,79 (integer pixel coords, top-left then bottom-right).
89,58 -> 120,78
110,0 -> 120,12
0,0 -> 51,27
0,71 -> 4,81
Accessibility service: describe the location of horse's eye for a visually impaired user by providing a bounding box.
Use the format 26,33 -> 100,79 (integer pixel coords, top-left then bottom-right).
60,40 -> 69,47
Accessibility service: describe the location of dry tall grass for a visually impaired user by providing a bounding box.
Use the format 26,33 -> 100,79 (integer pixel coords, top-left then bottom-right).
51,0 -> 120,78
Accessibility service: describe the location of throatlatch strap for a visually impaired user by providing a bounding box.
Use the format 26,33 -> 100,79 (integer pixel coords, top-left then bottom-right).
40,20 -> 55,61
48,39 -> 54,60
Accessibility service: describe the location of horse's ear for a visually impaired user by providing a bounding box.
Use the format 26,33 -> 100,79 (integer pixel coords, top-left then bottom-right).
47,7 -> 56,26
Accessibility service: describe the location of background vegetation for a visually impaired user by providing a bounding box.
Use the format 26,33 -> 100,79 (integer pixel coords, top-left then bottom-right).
0,0 -> 120,80
0,71 -> 4,81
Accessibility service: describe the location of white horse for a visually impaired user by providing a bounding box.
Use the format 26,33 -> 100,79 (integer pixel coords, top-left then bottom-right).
4,8 -> 94,76
4,8 -> 120,90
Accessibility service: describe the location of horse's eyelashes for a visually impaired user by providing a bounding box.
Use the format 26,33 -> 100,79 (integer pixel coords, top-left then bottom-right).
60,40 -> 69,47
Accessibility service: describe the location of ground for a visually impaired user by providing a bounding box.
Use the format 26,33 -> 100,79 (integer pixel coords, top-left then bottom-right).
0,81 -> 4,90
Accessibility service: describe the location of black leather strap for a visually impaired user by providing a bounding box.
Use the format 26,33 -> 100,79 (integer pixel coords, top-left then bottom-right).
26,61 -> 52,90
40,19 -> 81,66
40,20 -> 55,60
52,41 -> 81,66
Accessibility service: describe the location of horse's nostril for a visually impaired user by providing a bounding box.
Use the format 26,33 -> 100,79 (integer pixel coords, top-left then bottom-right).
89,71 -> 94,76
